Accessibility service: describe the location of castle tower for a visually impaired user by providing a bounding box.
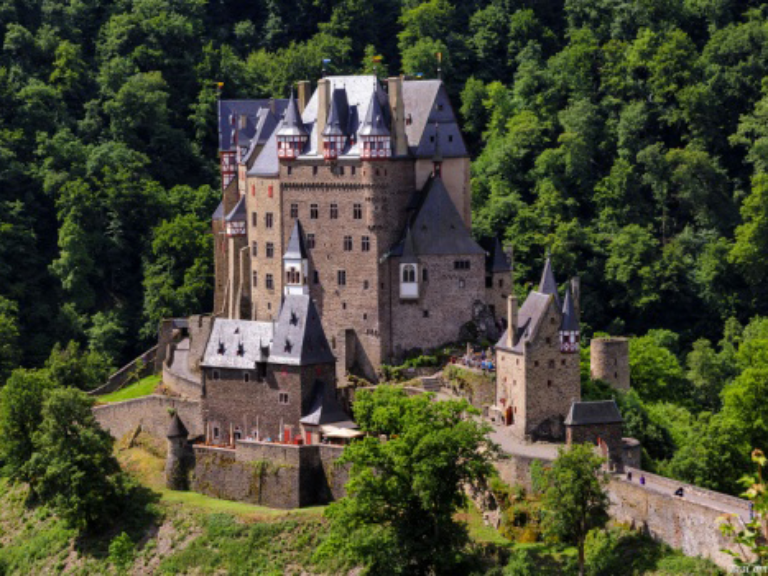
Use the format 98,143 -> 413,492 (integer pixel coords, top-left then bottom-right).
487,238 -> 512,322
590,337 -> 630,391
283,220 -> 309,296
276,91 -> 308,160
165,413 -> 190,490
359,89 -> 391,160
224,196 -> 249,319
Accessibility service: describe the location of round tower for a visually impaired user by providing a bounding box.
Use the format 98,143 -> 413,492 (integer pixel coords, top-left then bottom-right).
165,413 -> 190,490
590,337 -> 630,391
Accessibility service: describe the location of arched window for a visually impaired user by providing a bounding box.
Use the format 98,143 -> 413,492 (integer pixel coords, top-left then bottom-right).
286,267 -> 300,284
402,265 -> 416,283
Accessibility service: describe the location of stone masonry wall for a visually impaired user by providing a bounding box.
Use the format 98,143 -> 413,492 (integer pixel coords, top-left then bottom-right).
162,364 -> 202,400
590,337 -> 630,391
495,348 -> 527,436
523,302 -> 581,441
486,272 -> 511,324
567,422 -> 624,471
390,253 -> 485,359
94,396 -> 203,440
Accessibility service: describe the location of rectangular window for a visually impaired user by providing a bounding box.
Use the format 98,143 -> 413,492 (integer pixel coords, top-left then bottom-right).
343,236 -> 352,251
351,166 -> 356,176
353,203 -> 362,219
307,233 -> 315,249
266,274 -> 274,290
310,203 -> 318,219
312,166 -> 318,176
290,203 -> 298,218
266,242 -> 274,258
337,270 -> 346,286
252,271 -> 257,287
252,212 -> 257,227
278,392 -> 289,404
339,166 -> 345,176
454,260 -> 471,270
361,236 -> 370,252
330,203 -> 338,219
265,212 -> 274,228
313,270 -> 319,284
251,241 -> 257,257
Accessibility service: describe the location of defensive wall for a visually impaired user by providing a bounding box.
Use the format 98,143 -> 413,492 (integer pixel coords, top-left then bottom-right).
495,454 -> 748,569
94,395 -> 203,440
88,345 -> 158,396
162,361 -> 203,399
192,442 -> 348,509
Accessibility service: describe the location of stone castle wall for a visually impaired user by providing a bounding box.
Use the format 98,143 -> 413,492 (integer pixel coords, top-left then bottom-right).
590,337 -> 630,391
486,272 -> 511,324
94,396 -> 203,440
192,441 -> 348,508
162,364 -> 202,400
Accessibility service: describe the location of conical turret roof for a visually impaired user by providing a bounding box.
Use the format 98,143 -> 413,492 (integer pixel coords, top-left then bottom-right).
400,226 -> 418,264
359,90 -> 390,137
276,91 -> 308,137
538,253 -> 561,308
561,286 -> 579,331
322,88 -> 348,137
167,413 -> 189,439
490,237 -> 512,273
284,219 -> 308,260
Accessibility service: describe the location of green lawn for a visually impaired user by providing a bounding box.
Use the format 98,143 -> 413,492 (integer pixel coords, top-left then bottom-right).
160,488 -> 326,519
98,374 -> 161,403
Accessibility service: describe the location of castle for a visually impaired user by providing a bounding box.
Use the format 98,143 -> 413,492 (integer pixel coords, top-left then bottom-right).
214,75 -> 510,381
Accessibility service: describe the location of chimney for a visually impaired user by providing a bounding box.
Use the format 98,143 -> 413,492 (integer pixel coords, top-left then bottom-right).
570,276 -> 580,320
297,80 -> 310,114
387,76 -> 407,156
316,78 -> 330,154
506,294 -> 518,348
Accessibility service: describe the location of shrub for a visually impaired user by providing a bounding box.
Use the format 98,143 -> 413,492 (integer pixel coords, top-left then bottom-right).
109,532 -> 135,572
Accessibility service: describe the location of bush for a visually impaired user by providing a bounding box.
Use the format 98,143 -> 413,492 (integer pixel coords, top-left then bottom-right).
401,354 -> 439,368
503,548 -> 538,576
109,532 -> 135,572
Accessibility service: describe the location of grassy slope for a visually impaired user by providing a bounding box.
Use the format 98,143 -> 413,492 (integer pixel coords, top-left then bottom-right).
98,374 -> 161,403
0,437 -> 725,575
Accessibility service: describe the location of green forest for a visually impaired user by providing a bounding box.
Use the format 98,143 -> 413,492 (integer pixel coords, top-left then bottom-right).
1,0 -> 768,495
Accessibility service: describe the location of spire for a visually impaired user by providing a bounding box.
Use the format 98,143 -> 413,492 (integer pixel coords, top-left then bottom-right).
322,89 -> 347,137
359,90 -> 390,137
400,227 -> 418,264
561,286 -> 579,332
491,237 -> 512,273
167,413 -> 189,439
538,252 -> 561,308
284,219 -> 308,260
276,90 -> 307,137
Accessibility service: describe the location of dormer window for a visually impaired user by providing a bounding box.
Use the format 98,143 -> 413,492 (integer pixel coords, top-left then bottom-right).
400,263 -> 419,300
278,136 -> 307,160
323,136 -> 346,160
361,136 -> 391,160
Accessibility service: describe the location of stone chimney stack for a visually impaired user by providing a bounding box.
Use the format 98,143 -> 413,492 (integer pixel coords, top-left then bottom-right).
506,294 -> 518,348
316,78 -> 330,154
297,80 -> 310,114
570,276 -> 580,319
387,76 -> 407,156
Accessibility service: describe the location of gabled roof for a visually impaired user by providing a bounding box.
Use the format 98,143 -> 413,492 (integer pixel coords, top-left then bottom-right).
490,237 -> 512,273
538,256 -> 561,309
248,130 -> 280,177
405,175 -> 484,256
496,291 -> 555,353
269,295 -> 335,366
225,196 -> 247,222
212,200 -> 224,220
359,89 -> 390,137
276,92 -> 308,137
243,108 -> 279,164
300,380 -> 351,426
561,286 -> 579,332
167,413 -> 189,438
218,99 -> 289,152
402,80 -> 468,158
201,319 -> 274,369
284,220 -> 308,261
322,88 -> 349,137
565,400 -> 623,426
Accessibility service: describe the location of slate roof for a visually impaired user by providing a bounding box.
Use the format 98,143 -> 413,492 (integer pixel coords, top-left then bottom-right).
399,175 -> 484,256
565,400 -> 623,426
248,130 -> 280,177
402,80 -> 468,158
490,237 -> 512,273
496,291 -> 555,353
243,108 -> 279,164
538,256 -> 561,309
218,99 -> 289,152
212,200 -> 224,220
224,195 -> 247,222
276,92 -> 308,138
201,319 -> 274,369
322,88 -> 349,137
167,413 -> 189,438
300,75 -> 388,157
300,380 -> 351,426
269,295 -> 335,366
400,226 -> 418,264
561,287 -> 579,331
359,89 -> 390,137
284,220 -> 308,260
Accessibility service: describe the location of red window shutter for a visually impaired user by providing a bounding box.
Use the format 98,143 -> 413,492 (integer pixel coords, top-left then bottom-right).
251,184 -> 255,196
268,185 -> 273,198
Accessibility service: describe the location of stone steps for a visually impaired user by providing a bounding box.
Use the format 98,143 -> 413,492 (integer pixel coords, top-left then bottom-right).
421,376 -> 443,393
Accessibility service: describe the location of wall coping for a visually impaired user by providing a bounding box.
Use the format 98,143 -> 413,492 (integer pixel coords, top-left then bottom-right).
93,394 -> 200,411
623,466 -> 750,512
